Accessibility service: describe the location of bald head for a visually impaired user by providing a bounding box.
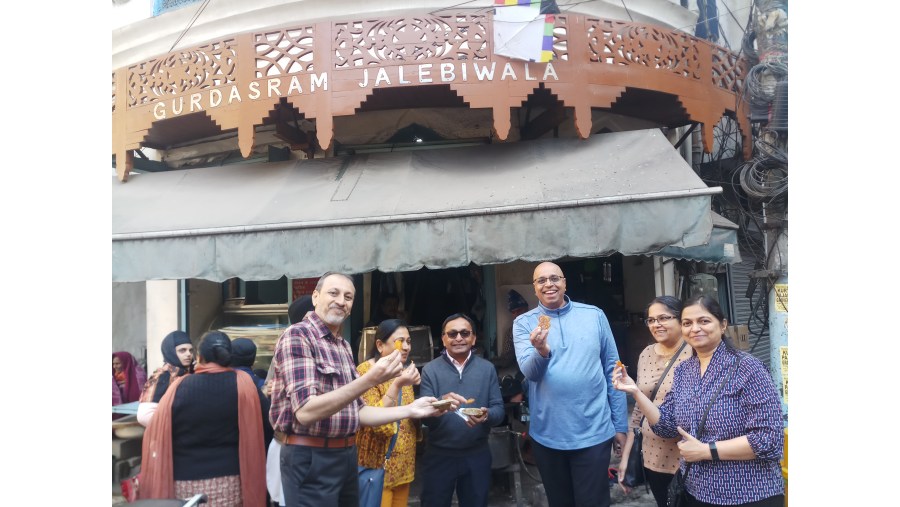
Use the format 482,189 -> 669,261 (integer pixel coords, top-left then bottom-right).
532,262 -> 567,310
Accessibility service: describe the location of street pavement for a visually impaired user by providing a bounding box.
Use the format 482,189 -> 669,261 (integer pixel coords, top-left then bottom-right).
112,454 -> 657,507
405,448 -> 657,507
113,423 -> 656,506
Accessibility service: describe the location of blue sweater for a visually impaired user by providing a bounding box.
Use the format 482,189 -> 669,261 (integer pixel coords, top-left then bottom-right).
513,296 -> 628,450
419,352 -> 505,456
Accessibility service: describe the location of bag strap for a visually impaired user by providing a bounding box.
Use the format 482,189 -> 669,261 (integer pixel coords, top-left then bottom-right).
697,353 -> 742,437
682,352 -> 743,479
639,340 -> 689,427
384,388 -> 403,460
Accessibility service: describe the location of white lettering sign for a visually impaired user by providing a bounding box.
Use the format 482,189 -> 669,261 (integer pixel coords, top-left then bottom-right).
148,63 -> 560,118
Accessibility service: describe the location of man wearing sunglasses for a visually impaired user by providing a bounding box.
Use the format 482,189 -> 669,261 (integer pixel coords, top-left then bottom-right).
418,313 -> 505,507
512,262 -> 628,507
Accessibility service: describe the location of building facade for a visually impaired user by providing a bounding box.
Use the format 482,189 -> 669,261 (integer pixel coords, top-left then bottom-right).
111,1 -> 772,399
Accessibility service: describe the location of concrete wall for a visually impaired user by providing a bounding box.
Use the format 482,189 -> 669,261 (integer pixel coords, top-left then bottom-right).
112,281 -> 148,366
145,280 -> 180,372
654,257 -> 678,297
187,279 -> 224,340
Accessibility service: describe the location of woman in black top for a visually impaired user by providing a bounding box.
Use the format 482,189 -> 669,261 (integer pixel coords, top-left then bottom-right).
140,331 -> 267,506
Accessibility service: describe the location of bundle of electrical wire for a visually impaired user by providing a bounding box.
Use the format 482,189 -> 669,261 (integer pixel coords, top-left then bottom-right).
738,155 -> 787,202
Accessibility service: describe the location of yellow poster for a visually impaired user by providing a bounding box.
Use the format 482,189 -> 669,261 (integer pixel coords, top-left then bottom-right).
774,284 -> 788,312
780,346 -> 788,403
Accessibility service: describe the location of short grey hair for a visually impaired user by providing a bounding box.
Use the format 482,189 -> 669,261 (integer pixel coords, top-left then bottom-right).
315,272 -> 355,291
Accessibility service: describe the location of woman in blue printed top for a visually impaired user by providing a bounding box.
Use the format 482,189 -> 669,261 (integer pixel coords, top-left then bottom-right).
613,295 -> 784,507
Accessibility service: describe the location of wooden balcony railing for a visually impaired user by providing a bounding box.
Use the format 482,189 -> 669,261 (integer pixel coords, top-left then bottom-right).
112,11 -> 749,181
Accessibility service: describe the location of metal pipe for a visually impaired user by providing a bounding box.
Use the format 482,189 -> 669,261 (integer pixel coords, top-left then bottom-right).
673,123 -> 698,150
113,186 -> 722,241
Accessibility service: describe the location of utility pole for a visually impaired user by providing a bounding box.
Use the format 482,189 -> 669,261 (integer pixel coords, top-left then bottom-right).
752,0 -> 789,424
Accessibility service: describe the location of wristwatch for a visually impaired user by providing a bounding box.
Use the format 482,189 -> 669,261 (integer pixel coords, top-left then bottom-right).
709,441 -> 720,461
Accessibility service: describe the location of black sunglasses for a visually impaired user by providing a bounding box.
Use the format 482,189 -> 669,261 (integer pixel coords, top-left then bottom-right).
444,329 -> 472,338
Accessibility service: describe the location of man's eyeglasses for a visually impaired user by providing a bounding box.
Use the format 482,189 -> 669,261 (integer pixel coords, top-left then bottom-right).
533,275 -> 565,286
444,329 -> 472,338
645,315 -> 676,326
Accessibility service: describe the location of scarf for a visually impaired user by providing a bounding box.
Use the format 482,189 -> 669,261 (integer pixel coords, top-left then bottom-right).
140,363 -> 267,506
160,331 -> 193,377
113,352 -> 146,403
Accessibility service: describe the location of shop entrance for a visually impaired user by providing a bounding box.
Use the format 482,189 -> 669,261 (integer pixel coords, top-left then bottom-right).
362,264 -> 487,361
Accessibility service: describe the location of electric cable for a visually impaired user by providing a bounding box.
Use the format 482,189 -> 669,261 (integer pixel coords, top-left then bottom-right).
168,0 -> 213,54
513,431 -> 543,482
742,29 -> 758,62
620,0 -> 634,22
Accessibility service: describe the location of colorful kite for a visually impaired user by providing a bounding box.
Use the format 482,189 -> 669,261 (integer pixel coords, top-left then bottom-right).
493,0 -> 555,63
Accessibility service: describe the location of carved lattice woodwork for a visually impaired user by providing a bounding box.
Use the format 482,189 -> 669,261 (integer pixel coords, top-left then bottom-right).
126,39 -> 238,106
112,11 -> 750,181
587,19 -> 701,80
255,26 -> 316,77
333,14 -> 489,68
711,46 -> 746,94
551,17 -> 569,61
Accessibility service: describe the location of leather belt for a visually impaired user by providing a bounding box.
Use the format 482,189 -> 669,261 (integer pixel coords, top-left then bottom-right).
275,431 -> 356,448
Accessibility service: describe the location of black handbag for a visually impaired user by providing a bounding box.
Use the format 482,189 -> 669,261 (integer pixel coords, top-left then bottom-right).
622,341 -> 688,489
666,466 -> 687,507
666,354 -> 743,507
621,426 -> 645,488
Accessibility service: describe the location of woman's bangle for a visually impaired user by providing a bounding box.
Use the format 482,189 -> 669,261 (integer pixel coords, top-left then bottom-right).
384,393 -> 397,405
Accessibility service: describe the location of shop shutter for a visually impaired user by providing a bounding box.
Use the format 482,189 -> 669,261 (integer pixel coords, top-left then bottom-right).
726,242 -> 770,368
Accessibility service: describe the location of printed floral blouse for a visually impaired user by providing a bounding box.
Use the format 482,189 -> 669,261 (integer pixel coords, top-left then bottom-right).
355,360 -> 419,488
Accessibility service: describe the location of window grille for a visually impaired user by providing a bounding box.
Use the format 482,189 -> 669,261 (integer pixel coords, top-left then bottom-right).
153,0 -> 202,17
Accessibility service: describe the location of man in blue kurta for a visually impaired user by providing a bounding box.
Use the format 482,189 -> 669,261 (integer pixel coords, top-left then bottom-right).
513,261 -> 628,507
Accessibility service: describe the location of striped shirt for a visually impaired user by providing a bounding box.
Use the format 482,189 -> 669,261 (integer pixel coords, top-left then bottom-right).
651,343 -> 784,504
268,311 -> 363,437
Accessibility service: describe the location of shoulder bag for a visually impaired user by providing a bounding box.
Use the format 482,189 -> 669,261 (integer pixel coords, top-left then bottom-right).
358,392 -> 402,507
622,340 -> 688,489
666,354 -> 743,507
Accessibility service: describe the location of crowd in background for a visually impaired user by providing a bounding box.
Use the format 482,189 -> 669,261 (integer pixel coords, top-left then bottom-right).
114,266 -> 784,507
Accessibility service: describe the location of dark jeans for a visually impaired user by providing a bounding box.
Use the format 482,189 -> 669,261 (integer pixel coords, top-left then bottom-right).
685,493 -> 785,507
280,444 -> 358,507
420,446 -> 492,507
531,437 -> 614,507
644,467 -> 675,507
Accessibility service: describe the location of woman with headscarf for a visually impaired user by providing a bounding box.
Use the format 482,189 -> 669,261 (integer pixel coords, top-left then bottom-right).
230,338 -> 266,390
231,337 -> 274,456
140,331 -> 267,507
137,330 -> 195,427
113,351 -> 147,420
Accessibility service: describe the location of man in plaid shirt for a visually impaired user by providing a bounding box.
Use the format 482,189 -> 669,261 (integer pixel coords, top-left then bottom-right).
269,272 -> 461,507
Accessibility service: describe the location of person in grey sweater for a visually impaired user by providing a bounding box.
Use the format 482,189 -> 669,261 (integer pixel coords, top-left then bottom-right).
419,313 -> 505,507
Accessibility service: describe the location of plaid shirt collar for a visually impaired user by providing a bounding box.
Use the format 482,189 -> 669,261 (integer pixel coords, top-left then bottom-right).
305,310 -> 343,343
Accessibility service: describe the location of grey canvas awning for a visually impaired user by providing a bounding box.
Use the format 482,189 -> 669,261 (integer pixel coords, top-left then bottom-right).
655,212 -> 742,264
113,129 -> 724,282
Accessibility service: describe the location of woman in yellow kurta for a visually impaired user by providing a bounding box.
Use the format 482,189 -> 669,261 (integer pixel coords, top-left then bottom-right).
357,319 -> 421,507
